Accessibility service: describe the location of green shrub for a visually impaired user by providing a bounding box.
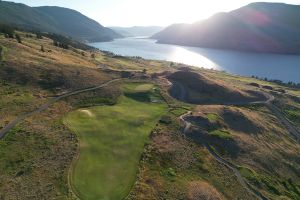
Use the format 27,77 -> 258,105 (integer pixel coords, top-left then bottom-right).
0,45 -> 3,62
206,113 -> 219,122
209,130 -> 232,139
159,115 -> 172,124
76,97 -> 116,107
15,34 -> 21,43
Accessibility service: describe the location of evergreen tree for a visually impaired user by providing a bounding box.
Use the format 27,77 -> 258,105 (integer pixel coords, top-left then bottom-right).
0,24 -> 14,38
8,33 -> 14,38
0,46 -> 3,62
36,32 -> 43,39
15,34 -> 22,43
53,40 -> 58,46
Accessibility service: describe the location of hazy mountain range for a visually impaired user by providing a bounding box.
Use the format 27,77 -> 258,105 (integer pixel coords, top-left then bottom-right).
0,1 -> 122,42
153,2 -> 300,54
109,26 -> 164,37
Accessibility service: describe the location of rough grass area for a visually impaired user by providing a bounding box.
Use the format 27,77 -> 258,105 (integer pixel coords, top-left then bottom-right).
239,166 -> 300,200
192,105 -> 300,200
0,80 -> 48,128
273,93 -> 300,130
64,83 -> 167,200
127,125 -> 253,200
285,109 -> 300,128
0,98 -> 77,200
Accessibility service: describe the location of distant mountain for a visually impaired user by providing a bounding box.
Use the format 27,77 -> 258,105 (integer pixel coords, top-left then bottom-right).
0,1 -> 122,42
110,26 -> 164,37
153,3 -> 300,54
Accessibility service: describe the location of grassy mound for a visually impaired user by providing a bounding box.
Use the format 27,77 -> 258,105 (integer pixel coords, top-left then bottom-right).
168,71 -> 265,104
64,83 -> 167,200
187,181 -> 224,200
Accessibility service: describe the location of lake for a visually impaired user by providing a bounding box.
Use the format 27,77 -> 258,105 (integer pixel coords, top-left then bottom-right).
91,37 -> 300,83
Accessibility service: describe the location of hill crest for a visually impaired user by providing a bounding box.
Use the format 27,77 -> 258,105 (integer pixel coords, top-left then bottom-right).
0,1 -> 122,42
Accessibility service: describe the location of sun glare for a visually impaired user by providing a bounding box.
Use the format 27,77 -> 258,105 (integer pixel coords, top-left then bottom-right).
168,46 -> 219,69
121,0 -> 253,26
84,0 -> 255,26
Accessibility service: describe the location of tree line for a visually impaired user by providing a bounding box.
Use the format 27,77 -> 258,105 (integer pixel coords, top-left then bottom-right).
0,24 -> 95,51
252,75 -> 300,89
0,24 -> 22,43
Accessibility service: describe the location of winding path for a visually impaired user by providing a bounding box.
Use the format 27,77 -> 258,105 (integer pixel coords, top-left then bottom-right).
177,82 -> 300,200
0,78 -> 122,139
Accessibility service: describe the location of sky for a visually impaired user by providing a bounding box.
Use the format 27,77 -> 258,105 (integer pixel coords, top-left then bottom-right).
5,0 -> 300,27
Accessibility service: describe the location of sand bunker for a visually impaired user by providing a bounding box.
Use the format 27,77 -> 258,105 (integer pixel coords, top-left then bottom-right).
79,109 -> 94,117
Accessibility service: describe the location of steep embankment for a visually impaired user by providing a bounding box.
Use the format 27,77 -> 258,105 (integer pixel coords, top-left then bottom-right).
167,70 -> 266,104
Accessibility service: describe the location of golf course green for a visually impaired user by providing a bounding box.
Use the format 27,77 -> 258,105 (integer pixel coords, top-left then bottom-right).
64,83 -> 167,200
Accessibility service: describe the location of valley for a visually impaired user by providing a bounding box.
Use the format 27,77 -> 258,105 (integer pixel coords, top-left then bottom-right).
1,9 -> 300,200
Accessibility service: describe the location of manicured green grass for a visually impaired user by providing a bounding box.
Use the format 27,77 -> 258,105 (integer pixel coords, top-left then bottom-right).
209,129 -> 232,139
64,83 -> 167,200
123,83 -> 162,103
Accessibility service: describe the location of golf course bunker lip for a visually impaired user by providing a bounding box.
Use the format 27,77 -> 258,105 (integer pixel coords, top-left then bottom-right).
79,109 -> 94,117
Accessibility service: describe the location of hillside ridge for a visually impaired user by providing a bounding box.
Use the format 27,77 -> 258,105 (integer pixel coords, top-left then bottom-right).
153,2 -> 300,54
0,1 -> 122,42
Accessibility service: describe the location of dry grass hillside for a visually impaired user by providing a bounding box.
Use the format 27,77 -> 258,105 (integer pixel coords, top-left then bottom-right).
127,121 -> 254,200
0,32 -> 110,92
187,181 -> 224,200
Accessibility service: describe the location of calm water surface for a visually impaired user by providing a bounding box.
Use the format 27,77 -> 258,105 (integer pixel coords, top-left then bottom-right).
91,37 -> 300,83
